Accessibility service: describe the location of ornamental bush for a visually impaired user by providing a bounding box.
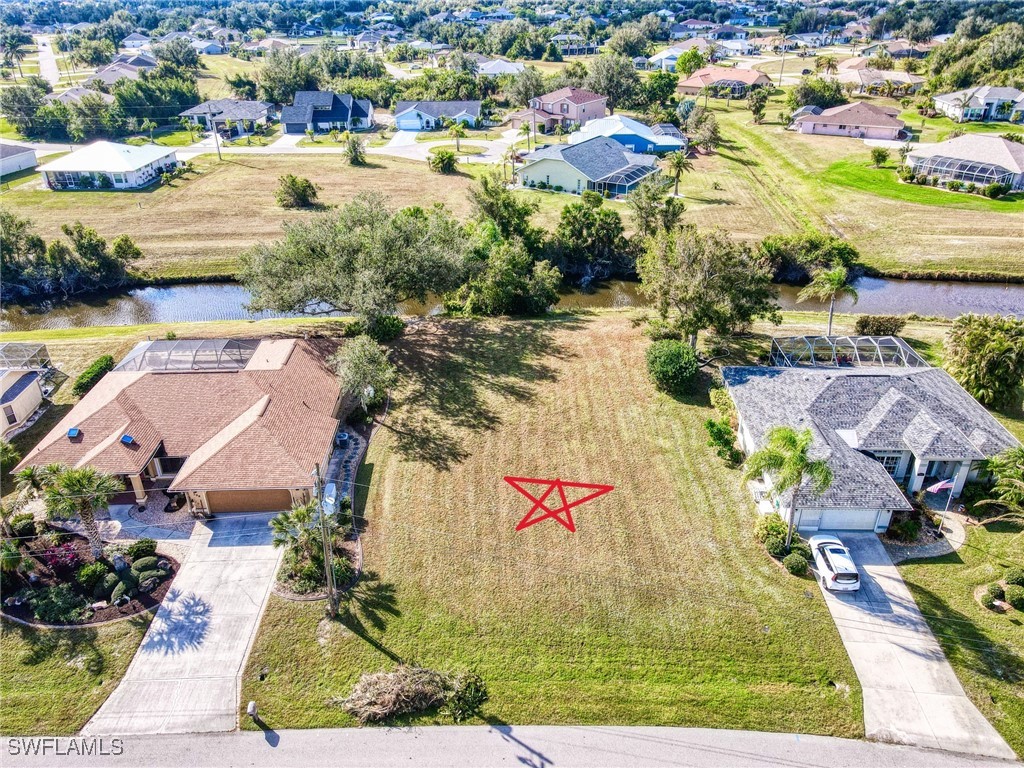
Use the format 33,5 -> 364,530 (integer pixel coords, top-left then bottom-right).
1004,584 -> 1024,611
980,592 -> 997,610
135,568 -> 168,585
987,582 -> 1005,601
72,355 -> 115,397
854,315 -> 907,337
130,556 -> 159,573
704,417 -> 742,464
32,584 -> 89,624
1004,567 -> 1024,587
367,315 -> 406,343
783,552 -> 808,575
10,512 -> 36,538
126,538 -> 157,559
764,534 -> 788,559
76,561 -> 110,592
754,512 -> 787,544
645,339 -> 699,396
789,540 -> 813,563
94,571 -> 120,600
41,543 -> 82,574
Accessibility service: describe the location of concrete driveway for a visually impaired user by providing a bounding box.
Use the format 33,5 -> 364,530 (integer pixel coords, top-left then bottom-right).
83,514 -> 282,735
816,533 -> 1014,760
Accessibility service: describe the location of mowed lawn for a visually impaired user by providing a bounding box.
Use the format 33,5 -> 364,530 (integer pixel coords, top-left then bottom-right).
708,99 -> 1024,280
0,617 -> 151,734
241,313 -> 864,734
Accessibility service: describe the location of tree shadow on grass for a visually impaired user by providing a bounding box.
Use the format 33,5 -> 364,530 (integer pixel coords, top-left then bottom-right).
383,318 -> 582,469
338,570 -> 403,663
9,613 -> 147,676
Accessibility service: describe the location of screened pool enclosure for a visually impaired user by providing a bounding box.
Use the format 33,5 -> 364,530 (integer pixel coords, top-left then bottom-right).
113,339 -> 261,372
769,336 -> 930,369
908,154 -> 1016,187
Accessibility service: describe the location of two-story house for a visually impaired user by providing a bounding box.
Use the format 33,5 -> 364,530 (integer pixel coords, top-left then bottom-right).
509,87 -> 608,133
280,91 -> 374,134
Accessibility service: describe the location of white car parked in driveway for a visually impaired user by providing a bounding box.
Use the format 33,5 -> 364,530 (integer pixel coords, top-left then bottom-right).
809,534 -> 861,592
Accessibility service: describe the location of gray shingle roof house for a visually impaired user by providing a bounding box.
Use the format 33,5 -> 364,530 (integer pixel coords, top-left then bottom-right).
518,136 -> 659,196
394,100 -> 482,130
280,91 -> 374,134
723,338 -> 1019,533
932,86 -> 1024,123
179,99 -> 274,134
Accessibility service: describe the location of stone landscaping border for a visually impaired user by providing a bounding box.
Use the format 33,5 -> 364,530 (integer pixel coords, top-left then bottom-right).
1,602 -> 158,630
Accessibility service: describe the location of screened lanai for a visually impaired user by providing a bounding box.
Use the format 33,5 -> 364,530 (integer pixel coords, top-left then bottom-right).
0,343 -> 52,370
908,154 -> 1016,186
113,339 -> 261,372
591,164 -> 658,196
769,336 -> 930,369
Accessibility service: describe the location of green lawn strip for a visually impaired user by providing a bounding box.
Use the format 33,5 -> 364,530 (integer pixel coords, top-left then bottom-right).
0,616 -> 151,735
429,144 -> 486,156
823,159 -> 1024,211
240,314 -> 863,734
897,112 -> 1024,143
415,129 -> 505,143
124,128 -> 197,147
898,523 -> 1024,760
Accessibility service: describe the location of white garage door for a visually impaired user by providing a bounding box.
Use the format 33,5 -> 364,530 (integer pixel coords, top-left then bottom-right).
819,508 -> 880,531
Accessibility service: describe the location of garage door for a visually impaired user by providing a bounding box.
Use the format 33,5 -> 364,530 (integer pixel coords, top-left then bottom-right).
205,489 -> 293,514
819,509 -> 880,531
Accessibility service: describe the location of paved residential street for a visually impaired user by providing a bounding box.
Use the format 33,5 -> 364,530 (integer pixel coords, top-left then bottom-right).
4,726 -> 1018,768
82,515 -> 282,736
817,534 -> 1015,761
33,36 -> 60,86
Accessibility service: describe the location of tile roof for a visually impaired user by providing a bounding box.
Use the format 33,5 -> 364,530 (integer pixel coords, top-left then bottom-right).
524,135 -> 657,181
908,134 -> 1024,175
16,339 -> 341,493
537,87 -> 605,105
679,65 -> 771,88
722,365 -> 1019,511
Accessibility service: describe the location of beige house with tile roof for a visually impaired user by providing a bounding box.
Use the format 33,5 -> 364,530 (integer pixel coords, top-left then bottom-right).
793,101 -> 906,140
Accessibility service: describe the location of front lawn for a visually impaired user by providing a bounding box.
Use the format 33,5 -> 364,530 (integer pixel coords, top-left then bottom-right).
415,128 -> 506,143
897,111 -> 1024,143
0,617 -> 150,734
241,313 -> 864,734
822,159 -> 1024,211
429,143 -> 486,156
124,128 -> 197,147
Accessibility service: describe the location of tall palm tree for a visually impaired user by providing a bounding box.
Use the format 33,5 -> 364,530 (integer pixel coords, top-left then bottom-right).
141,118 -> 158,143
518,121 -> 532,151
448,122 -> 467,152
43,466 -> 124,557
797,265 -> 858,336
666,151 -> 692,197
815,55 -> 839,75
744,426 -> 834,546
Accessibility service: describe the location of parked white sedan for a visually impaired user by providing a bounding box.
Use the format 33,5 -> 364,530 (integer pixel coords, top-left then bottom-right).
809,535 -> 861,592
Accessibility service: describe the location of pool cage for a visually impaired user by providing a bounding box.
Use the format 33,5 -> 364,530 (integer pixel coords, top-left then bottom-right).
0,343 -> 52,370
908,155 -> 1016,187
113,339 -> 261,372
590,164 -> 658,196
768,336 -> 930,369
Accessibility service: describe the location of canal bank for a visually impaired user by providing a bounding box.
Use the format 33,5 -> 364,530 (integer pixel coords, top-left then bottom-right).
2,277 -> 1023,333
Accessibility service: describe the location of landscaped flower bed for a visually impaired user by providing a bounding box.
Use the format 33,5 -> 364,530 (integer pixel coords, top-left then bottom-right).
1,528 -> 179,626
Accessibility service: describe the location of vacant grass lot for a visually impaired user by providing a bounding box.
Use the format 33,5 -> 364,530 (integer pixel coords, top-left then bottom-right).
240,313 -> 864,733
197,54 -> 263,100
0,617 -> 151,735
708,99 -> 1024,279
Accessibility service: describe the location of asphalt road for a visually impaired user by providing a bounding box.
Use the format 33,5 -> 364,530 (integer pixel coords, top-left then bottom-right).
2,726 -> 1018,768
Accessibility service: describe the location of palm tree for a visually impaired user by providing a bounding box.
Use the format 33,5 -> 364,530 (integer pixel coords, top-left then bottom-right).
43,466 -> 124,557
518,121 -> 532,151
744,426 -> 834,547
0,538 -> 34,577
666,151 -> 692,197
141,118 -> 158,143
14,465 -> 54,499
448,122 -> 467,152
270,501 -> 332,564
815,55 -> 838,75
797,265 -> 858,336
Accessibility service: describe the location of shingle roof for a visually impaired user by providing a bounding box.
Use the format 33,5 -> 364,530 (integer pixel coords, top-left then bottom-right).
394,100 -> 482,119
794,101 -> 905,129
934,86 -> 1024,108
537,87 -> 605,105
908,134 -> 1024,175
281,91 -> 367,125
179,98 -> 273,121
722,365 -> 1019,511
524,136 -> 657,181
44,87 -> 115,106
15,339 -> 341,493
0,142 -> 36,159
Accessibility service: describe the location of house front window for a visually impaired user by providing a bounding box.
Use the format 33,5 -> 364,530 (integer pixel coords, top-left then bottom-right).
3,405 -> 15,425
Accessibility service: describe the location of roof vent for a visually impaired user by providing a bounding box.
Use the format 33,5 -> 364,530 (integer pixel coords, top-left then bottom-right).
67,427 -> 81,439
120,434 -> 135,445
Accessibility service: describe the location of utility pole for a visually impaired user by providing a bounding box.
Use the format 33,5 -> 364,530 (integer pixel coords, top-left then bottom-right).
314,462 -> 338,617
207,103 -> 222,161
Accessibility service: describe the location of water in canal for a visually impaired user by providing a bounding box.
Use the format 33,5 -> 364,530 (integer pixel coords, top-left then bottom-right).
1,277 -> 1022,332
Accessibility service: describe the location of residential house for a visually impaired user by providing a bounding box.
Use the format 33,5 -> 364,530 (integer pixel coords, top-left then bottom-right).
707,24 -> 749,40
724,336 -> 1020,533
860,39 -> 931,59
509,87 -> 608,132
517,135 -> 660,196
633,56 -> 650,70
241,37 -> 291,55
280,91 -> 374,134
550,33 -> 598,56
0,343 -> 55,439
932,86 -> 1024,123
120,33 -> 150,49
84,63 -> 146,87
568,114 -> 687,154
716,38 -> 755,55
787,32 -> 827,48
157,31 -> 196,44
671,19 -> 717,39
112,52 -> 158,68
394,100 -> 481,130
38,141 -> 179,190
15,339 -> 343,515
906,134 -> 1024,190
179,99 -> 275,135
192,39 -> 227,55
832,68 -> 925,95
43,87 -> 115,107
678,66 -> 772,97
0,142 -> 38,178
793,101 -> 906,140
478,59 -> 525,76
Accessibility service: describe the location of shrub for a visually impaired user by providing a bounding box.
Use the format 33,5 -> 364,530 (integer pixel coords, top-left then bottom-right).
111,570 -> 140,602
983,182 -> 1010,199
32,584 -> 88,623
41,542 -> 82,573
854,315 -> 906,336
445,672 -> 489,722
136,568 -> 168,585
336,666 -> 487,724
764,534 -> 788,559
1005,584 -> 1024,611
428,148 -> 458,174
980,592 -> 997,610
76,561 -> 110,592
367,315 -> 406,343
870,147 -> 889,167
10,512 -> 36,538
946,180 -> 962,192
789,540 -> 813,562
965,182 -> 977,194
275,174 -> 319,208
987,582 -> 1005,601
704,418 -> 742,464
126,538 -> 157,559
72,355 -> 115,397
887,517 -> 921,542
94,571 -> 120,600
130,556 -> 159,573
754,512 -> 787,544
646,340 -> 699,396
1003,567 -> 1024,587
709,388 -> 734,418
783,552 -> 808,575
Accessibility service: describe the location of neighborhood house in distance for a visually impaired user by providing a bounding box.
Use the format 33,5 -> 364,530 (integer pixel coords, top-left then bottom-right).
280,91 -> 375,135
37,141 -> 179,190
725,336 -> 1020,533
518,135 -> 659,195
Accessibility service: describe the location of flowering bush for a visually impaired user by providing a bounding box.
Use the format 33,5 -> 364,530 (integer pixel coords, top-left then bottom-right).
41,543 -> 82,574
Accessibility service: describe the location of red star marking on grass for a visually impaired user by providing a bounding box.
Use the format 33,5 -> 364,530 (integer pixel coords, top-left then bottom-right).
504,476 -> 614,532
